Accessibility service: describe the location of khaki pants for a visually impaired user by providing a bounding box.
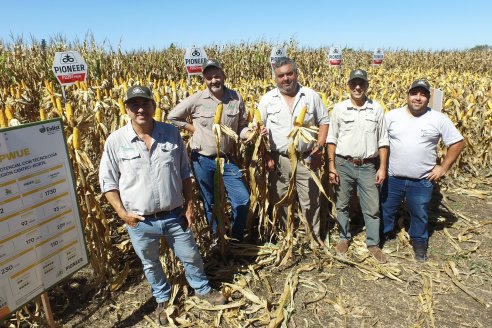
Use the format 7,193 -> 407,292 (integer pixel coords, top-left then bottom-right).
268,152 -> 321,239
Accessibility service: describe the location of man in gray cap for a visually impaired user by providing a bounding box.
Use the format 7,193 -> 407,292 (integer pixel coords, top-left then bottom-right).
168,60 -> 251,243
99,85 -> 225,325
327,69 -> 389,263
381,79 -> 464,262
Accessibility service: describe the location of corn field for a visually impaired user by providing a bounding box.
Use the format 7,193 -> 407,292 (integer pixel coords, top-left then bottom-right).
0,37 -> 491,327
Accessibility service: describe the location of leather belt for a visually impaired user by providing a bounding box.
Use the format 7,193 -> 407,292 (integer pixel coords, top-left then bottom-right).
337,155 -> 377,166
143,210 -> 171,219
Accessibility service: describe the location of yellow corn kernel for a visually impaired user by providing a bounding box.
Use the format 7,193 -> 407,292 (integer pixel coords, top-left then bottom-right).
96,89 -> 102,101
72,127 -> 80,150
55,98 -> 63,116
247,103 -> 255,122
118,98 -> 126,115
294,105 -> 307,127
65,102 -> 73,121
39,108 -> 46,121
254,109 -> 262,126
0,110 -> 7,128
95,110 -> 103,123
154,107 -> 162,122
5,106 -> 14,120
214,103 -> 223,124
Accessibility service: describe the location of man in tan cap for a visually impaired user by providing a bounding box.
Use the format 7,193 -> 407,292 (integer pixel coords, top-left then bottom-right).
327,69 -> 389,263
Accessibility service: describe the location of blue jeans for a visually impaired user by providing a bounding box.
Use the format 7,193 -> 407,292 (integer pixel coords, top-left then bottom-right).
380,176 -> 434,242
335,156 -> 381,246
126,207 -> 211,303
191,152 -> 249,241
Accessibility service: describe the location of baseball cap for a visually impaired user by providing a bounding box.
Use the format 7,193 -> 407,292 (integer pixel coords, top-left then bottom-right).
202,59 -> 222,73
408,79 -> 431,94
124,85 -> 153,103
348,69 -> 368,82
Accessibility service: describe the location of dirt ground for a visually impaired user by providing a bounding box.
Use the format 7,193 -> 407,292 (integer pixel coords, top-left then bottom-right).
4,183 -> 492,328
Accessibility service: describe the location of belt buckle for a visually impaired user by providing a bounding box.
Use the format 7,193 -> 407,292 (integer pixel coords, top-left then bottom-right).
352,157 -> 363,165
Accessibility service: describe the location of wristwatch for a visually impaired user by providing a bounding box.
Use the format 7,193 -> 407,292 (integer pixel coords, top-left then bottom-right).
313,143 -> 325,152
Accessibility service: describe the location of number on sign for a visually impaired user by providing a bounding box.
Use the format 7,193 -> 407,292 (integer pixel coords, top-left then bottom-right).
45,188 -> 57,196
1,264 -> 13,275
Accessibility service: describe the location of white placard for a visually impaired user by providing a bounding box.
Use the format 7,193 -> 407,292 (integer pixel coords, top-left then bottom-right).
184,47 -> 208,76
430,88 -> 443,112
0,119 -> 88,319
328,46 -> 343,66
373,48 -> 384,65
52,51 -> 88,86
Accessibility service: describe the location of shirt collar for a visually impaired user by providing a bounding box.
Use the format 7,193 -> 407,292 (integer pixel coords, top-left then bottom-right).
201,86 -> 232,101
346,98 -> 374,110
124,120 -> 161,142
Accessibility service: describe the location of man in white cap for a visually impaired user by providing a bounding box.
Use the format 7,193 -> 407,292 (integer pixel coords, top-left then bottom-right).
327,69 -> 389,263
381,79 -> 464,262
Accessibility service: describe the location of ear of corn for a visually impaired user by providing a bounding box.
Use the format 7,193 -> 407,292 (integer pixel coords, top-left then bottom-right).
294,105 -> 307,127
72,127 -> 80,150
214,103 -> 223,124
66,102 -> 73,121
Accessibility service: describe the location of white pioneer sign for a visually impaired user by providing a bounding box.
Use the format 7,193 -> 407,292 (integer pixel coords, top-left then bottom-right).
270,47 -> 287,69
0,118 -> 88,319
184,47 -> 208,75
373,48 -> 384,65
328,46 -> 343,67
52,51 -> 88,86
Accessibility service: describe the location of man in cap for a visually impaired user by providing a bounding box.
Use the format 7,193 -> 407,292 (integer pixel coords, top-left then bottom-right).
99,85 -> 225,325
258,57 -> 329,248
327,69 -> 389,263
168,59 -> 251,242
381,79 -> 464,262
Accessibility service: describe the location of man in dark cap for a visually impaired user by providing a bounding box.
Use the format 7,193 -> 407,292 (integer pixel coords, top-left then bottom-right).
381,79 -> 464,262
99,85 -> 225,325
327,69 -> 389,263
168,60 -> 251,243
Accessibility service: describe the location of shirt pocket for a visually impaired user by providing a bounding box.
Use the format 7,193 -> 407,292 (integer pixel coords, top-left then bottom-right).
119,148 -> 143,173
266,106 -> 282,124
224,104 -> 240,127
197,107 -> 215,128
419,125 -> 440,143
364,112 -> 378,133
158,142 -> 178,166
339,112 -> 355,135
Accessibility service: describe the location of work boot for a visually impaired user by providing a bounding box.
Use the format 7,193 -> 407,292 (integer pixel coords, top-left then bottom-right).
368,245 -> 387,263
412,240 -> 428,262
154,301 -> 168,325
335,240 -> 350,255
197,289 -> 226,305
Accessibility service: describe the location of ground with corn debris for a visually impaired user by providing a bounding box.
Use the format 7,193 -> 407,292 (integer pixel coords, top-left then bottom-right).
45,184 -> 492,327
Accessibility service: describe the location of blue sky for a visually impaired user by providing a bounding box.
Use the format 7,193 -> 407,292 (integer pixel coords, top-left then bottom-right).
1,0 -> 490,51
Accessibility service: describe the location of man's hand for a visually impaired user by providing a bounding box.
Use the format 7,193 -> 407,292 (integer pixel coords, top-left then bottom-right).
259,126 -> 268,137
308,147 -> 323,171
182,201 -> 195,228
427,164 -> 447,181
264,152 -> 276,172
375,167 -> 387,186
329,168 -> 340,185
121,211 -> 145,227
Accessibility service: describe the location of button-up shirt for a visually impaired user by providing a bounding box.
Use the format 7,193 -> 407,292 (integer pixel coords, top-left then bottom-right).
327,98 -> 389,159
167,87 -> 250,156
258,85 -> 329,154
99,121 -> 192,215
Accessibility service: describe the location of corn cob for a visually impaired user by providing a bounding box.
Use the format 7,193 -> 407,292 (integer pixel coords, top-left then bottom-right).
214,103 -> 223,124
294,105 -> 307,127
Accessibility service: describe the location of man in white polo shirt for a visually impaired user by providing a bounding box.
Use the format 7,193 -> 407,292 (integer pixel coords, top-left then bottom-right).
381,79 -> 464,262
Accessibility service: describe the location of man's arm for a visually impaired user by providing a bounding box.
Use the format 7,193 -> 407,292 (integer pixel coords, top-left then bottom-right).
104,190 -> 145,227
375,146 -> 388,185
182,177 -> 195,227
427,140 -> 465,181
327,143 -> 339,185
167,96 -> 196,133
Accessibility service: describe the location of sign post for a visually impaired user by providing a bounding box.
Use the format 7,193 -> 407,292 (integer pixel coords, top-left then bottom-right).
0,118 -> 89,322
184,47 -> 208,83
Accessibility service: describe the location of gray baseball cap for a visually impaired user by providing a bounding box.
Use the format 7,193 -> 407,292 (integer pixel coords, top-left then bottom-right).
348,69 -> 368,82
202,59 -> 222,73
124,85 -> 154,103
408,79 -> 431,94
